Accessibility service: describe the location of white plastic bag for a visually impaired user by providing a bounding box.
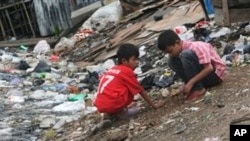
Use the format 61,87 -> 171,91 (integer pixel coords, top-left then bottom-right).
52,101 -> 85,113
54,37 -> 76,53
33,40 -> 51,55
209,27 -> 231,38
102,59 -> 115,70
81,1 -> 123,31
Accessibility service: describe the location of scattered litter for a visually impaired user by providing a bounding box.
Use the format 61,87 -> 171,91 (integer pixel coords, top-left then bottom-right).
204,137 -> 221,141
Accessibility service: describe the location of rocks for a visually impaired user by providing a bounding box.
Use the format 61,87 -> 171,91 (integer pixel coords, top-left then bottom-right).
7,95 -> 25,103
242,88 -> 249,93
204,137 -> 221,141
40,115 -> 56,129
0,128 -> 13,136
107,129 -> 128,141
161,88 -> 170,97
174,123 -> 187,134
53,119 -> 66,130
30,90 -> 47,100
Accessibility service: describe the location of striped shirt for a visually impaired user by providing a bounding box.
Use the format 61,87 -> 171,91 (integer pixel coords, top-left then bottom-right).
182,41 -> 226,80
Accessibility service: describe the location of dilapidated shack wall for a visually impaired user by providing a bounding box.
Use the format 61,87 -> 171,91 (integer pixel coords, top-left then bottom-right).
0,0 -> 37,41
0,0 -> 102,40
33,0 -> 72,36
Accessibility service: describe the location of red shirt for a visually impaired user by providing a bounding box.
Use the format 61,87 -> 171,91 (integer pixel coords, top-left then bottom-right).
182,41 -> 226,80
94,65 -> 144,114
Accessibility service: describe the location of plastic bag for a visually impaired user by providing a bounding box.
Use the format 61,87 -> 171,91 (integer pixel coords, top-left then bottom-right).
52,101 -> 85,113
34,61 -> 51,73
80,1 -> 123,32
68,94 -> 87,101
209,27 -> 231,38
155,71 -> 176,88
17,60 -> 31,70
54,37 -> 76,53
33,40 -> 50,55
140,74 -> 156,90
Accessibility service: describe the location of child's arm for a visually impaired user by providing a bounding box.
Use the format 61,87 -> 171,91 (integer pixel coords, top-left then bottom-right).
184,63 -> 213,93
140,91 -> 165,110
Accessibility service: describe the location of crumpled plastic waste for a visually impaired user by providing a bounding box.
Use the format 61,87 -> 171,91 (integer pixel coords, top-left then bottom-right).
141,64 -> 153,73
140,73 -> 156,90
74,29 -> 95,42
33,40 -> 50,55
81,71 -> 99,86
32,78 -> 45,86
209,27 -> 231,39
34,61 -> 51,73
68,94 -> 87,101
0,73 -> 16,81
193,28 -> 211,42
155,70 -> 176,88
17,60 -> 31,70
223,45 -> 235,55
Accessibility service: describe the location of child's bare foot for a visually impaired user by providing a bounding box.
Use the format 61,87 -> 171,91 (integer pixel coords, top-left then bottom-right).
185,88 -> 206,103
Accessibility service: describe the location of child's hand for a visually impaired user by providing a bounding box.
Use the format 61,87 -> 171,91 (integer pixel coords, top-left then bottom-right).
154,100 -> 166,109
183,82 -> 193,94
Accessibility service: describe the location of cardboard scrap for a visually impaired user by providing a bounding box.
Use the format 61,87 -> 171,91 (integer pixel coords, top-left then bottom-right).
145,1 -> 204,32
109,21 -> 145,47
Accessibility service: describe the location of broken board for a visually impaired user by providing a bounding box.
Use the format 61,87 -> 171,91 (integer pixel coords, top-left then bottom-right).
144,1 -> 204,32
109,21 -> 145,47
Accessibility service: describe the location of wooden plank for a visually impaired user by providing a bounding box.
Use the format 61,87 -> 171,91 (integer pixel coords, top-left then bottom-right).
222,0 -> 230,26
134,30 -> 154,40
74,61 -> 94,68
121,0 -> 172,23
0,18 -> 6,40
4,9 -> 16,37
214,7 -> 250,26
109,21 -> 145,47
22,0 -> 36,37
1,11 -> 9,35
212,0 -> 250,8
0,1 -> 23,11
0,37 -> 58,48
78,44 -> 107,61
144,1 -> 204,32
94,47 -> 119,63
18,4 -> 29,35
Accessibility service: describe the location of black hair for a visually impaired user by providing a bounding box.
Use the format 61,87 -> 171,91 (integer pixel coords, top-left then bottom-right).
157,29 -> 180,51
117,43 -> 139,64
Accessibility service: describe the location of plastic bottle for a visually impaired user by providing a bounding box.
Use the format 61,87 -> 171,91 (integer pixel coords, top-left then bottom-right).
42,85 -> 57,91
31,73 -> 47,78
19,45 -> 28,52
68,93 -> 87,101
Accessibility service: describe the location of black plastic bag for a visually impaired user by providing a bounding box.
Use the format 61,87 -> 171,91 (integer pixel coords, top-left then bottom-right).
34,61 -> 51,73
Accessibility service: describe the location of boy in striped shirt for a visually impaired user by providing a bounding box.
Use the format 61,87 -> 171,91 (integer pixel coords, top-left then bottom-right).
157,30 -> 226,102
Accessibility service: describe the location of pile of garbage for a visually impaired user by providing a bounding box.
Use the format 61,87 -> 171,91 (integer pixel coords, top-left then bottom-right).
0,42 -> 102,140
